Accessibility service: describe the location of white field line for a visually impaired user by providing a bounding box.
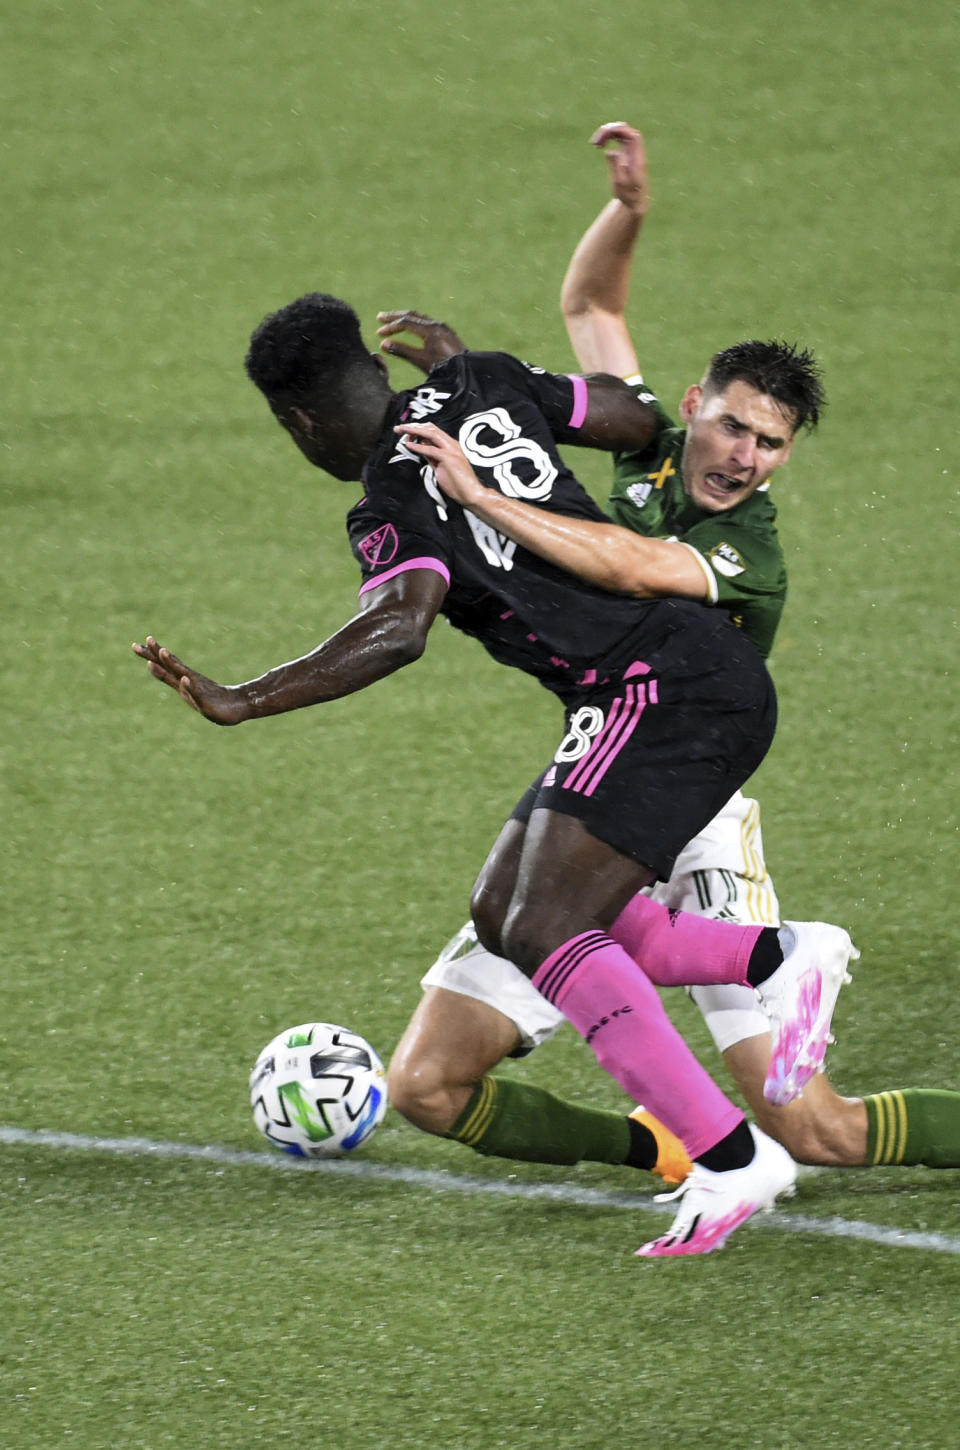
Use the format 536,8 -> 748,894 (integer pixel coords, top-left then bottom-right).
4,1124 -> 960,1257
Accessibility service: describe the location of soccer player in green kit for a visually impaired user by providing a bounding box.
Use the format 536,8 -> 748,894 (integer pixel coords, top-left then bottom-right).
379,121 -> 960,1210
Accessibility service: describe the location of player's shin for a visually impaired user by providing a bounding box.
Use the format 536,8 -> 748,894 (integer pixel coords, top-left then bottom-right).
445,1075 -> 692,1184
531,930 -> 744,1160
447,1074 -> 628,1165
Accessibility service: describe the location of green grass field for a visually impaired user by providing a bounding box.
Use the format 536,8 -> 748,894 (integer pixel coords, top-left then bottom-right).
4,2 -> 959,1446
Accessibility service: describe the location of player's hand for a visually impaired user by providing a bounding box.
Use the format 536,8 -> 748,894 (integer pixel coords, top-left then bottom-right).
131,637 -> 249,726
376,311 -> 467,374
394,422 -> 484,508
589,122 -> 648,216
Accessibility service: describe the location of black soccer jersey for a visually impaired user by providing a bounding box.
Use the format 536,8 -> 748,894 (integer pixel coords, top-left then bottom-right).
354,351 -> 706,677
348,497 -> 593,703
347,352 -> 777,878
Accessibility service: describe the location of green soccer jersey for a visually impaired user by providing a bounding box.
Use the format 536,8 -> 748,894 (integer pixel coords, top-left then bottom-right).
607,376 -> 787,658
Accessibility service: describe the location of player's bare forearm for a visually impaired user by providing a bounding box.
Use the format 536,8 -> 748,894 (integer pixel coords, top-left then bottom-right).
395,421 -> 706,600
561,200 -> 644,321
132,574 -> 446,724
561,203 -> 643,375
468,492 -> 659,595
132,622 -> 414,724
438,492 -> 706,601
234,609 -> 430,717
420,484 -> 659,596
561,123 -> 648,375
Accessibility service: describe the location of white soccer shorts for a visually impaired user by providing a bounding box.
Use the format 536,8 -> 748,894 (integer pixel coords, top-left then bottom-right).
420,790 -> 780,1056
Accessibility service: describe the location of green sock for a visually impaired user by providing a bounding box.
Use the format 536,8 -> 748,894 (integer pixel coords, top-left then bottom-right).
446,1075 -> 630,1167
864,1089 -> 960,1167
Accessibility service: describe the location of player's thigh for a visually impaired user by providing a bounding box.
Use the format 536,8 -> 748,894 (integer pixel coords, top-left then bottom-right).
504,808 -> 653,963
534,638 -> 775,887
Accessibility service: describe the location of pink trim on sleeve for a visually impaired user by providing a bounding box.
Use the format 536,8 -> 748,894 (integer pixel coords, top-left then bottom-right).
358,557 -> 450,597
567,375 -> 589,430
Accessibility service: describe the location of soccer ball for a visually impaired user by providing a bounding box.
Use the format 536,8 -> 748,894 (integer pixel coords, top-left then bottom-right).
249,1022 -> 388,1157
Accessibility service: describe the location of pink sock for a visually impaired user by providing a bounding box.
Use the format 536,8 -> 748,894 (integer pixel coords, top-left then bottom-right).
533,931 -> 744,1158
611,894 -> 762,986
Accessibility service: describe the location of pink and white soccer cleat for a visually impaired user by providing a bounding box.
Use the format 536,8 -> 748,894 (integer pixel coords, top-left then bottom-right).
636,1126 -> 796,1259
758,921 -> 859,1107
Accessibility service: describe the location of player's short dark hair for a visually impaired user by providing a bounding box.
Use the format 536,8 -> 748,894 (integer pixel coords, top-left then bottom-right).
704,339 -> 825,433
244,292 -> 370,409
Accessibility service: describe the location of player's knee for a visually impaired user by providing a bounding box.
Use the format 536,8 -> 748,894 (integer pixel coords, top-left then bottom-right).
498,901 -> 554,977
500,880 -> 594,973
386,1050 -> 462,1136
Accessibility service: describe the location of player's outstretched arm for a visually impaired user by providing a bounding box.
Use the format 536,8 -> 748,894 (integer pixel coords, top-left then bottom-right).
561,122 -> 649,377
376,311 -> 467,375
396,421 -> 707,602
132,571 -> 447,724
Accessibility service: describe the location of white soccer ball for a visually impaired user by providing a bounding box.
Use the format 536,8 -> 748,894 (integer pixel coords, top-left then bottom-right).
249,1022 -> 388,1157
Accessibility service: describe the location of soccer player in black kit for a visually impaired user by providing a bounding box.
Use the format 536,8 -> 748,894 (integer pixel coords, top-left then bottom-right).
134,293 -> 855,1256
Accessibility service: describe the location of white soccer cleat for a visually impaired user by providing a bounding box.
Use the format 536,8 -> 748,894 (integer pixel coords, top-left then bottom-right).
635,1126 -> 796,1259
758,921 -> 859,1106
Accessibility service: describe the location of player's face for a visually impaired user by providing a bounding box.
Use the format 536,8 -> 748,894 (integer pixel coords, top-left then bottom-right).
678,380 -> 796,512
277,406 -> 360,481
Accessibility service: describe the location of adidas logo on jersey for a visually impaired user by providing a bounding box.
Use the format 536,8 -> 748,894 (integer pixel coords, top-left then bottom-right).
626,480 -> 654,509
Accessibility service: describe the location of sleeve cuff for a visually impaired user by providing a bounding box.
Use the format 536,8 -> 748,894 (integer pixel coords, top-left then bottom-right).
358,557 -> 450,597
677,542 -> 718,604
567,374 -> 589,429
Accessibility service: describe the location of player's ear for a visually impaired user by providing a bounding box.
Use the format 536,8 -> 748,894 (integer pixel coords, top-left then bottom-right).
678,384 -> 702,423
291,405 -> 316,438
371,352 -> 390,380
